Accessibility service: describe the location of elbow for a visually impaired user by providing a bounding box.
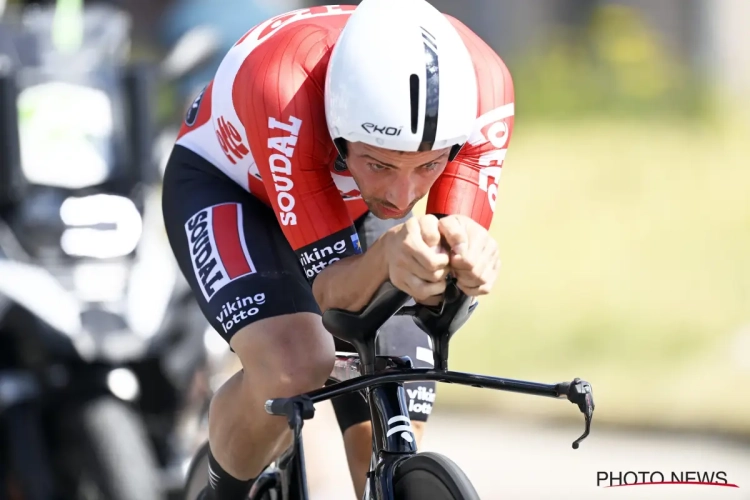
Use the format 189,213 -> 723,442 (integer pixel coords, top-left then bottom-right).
311,266 -> 363,313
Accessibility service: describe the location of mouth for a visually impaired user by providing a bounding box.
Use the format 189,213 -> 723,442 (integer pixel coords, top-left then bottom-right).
377,203 -> 408,219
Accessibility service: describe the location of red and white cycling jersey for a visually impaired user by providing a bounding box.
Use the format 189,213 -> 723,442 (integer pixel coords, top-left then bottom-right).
176,5 -> 514,271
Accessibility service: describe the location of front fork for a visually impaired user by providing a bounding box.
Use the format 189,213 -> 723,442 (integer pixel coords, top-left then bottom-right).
364,381 -> 417,500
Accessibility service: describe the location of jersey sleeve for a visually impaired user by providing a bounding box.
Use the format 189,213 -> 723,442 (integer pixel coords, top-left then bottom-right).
425,17 -> 515,230
235,24 -> 363,283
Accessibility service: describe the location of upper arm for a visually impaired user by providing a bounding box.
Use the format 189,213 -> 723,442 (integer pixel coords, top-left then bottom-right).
235,25 -> 363,282
426,19 -> 515,230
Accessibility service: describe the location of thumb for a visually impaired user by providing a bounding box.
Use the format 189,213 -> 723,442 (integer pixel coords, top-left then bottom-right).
419,214 -> 441,248
438,216 -> 467,256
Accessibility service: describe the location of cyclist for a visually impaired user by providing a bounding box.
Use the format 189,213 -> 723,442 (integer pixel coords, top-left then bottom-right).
162,0 -> 514,498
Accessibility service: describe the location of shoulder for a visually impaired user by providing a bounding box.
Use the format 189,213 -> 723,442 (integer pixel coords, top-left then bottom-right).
441,14 -> 515,139
443,14 -> 513,93
218,6 -> 355,107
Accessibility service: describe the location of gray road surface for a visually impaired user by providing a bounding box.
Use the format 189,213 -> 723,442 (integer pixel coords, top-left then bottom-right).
301,402 -> 750,500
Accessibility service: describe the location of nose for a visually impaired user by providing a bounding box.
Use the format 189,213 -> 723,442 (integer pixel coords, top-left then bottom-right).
385,179 -> 416,211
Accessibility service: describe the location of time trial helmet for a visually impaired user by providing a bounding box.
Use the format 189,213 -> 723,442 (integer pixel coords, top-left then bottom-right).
324,0 -> 478,162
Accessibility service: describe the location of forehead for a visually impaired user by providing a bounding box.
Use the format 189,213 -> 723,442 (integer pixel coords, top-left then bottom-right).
349,142 -> 448,164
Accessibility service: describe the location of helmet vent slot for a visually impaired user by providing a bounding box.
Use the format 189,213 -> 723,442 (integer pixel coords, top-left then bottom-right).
409,73 -> 419,134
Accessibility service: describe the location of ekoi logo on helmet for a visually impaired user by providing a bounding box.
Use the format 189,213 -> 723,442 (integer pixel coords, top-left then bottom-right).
361,123 -> 403,136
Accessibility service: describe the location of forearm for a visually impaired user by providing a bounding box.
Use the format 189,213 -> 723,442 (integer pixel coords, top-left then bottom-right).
312,233 -> 390,313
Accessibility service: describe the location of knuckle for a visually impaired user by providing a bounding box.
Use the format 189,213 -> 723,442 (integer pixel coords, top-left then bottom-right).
418,213 -> 434,225
427,256 -> 446,272
402,237 -> 418,253
487,238 -> 497,253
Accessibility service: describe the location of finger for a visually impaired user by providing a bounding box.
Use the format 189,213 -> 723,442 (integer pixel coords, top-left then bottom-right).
438,216 -> 468,256
404,217 -> 440,255
455,281 -> 492,297
415,293 -> 443,307
449,240 -> 484,271
391,258 -> 448,296
406,235 -> 451,272
402,273 -> 447,301
391,269 -> 423,298
452,267 -> 484,289
403,216 -> 422,239
449,248 -> 474,271
408,254 -> 451,283
468,240 -> 496,279
418,214 -> 442,248
456,257 -> 499,295
450,232 -> 497,271
453,244 -> 499,288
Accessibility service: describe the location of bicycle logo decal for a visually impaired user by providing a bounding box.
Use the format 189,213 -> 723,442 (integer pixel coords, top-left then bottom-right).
386,415 -> 414,443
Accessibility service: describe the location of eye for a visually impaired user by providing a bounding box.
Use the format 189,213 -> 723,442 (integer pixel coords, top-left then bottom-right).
421,162 -> 439,172
367,163 -> 387,172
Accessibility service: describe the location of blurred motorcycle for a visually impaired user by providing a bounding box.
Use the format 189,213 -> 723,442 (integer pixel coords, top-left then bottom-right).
0,2 -> 222,498
0,232 -> 163,500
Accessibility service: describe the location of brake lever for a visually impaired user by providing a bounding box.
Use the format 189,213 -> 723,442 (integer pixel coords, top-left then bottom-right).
562,378 -> 594,449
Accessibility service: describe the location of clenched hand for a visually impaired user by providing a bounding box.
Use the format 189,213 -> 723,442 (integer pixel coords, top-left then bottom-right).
384,214 -> 451,304
437,214 -> 500,296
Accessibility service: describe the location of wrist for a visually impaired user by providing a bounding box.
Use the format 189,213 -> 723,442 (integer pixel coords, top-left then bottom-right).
374,229 -> 394,283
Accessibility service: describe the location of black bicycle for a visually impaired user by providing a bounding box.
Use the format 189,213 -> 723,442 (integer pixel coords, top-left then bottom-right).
183,279 -> 594,500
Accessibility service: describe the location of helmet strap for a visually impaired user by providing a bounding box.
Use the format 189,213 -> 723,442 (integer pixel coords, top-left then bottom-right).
448,143 -> 463,162
333,138 -> 348,159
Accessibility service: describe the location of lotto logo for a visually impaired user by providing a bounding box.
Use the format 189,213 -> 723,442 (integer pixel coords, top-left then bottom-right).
184,203 -> 257,302
216,116 -> 249,165
406,385 -> 435,415
469,103 -> 515,213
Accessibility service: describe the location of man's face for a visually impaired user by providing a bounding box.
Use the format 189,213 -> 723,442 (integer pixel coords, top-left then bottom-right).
344,141 -> 452,219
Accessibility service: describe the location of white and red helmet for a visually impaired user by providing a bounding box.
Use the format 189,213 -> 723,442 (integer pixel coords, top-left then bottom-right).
324,0 -> 478,161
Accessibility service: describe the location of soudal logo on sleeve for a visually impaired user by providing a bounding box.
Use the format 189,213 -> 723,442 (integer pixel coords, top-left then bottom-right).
296,230 -> 362,280
184,203 -> 257,302
267,115 -> 302,226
